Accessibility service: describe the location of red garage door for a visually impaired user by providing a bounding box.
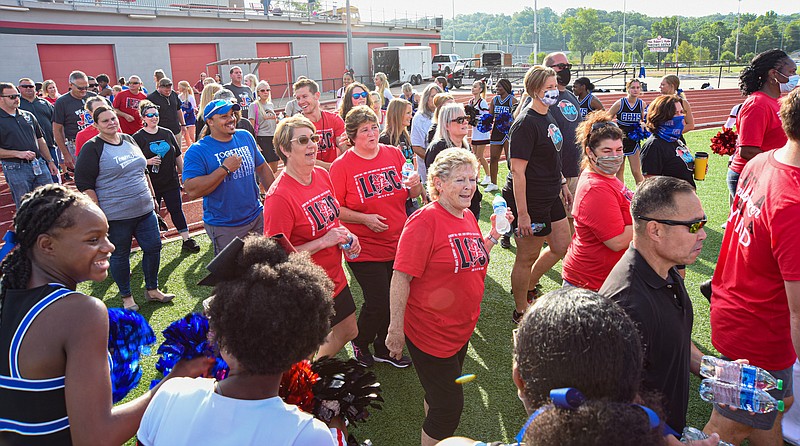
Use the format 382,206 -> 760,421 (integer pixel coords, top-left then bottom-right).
37,44 -> 117,93
430,43 -> 439,56
256,43 -> 294,98
319,42 -> 345,93
367,42 -> 388,75
169,43 -> 219,91
405,42 -> 421,46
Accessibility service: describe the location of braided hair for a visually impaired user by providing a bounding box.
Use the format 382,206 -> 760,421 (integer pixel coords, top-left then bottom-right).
739,49 -> 790,96
0,184 -> 92,317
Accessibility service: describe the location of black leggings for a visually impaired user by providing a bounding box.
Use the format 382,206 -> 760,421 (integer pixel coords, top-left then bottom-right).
349,260 -> 393,356
155,187 -> 188,232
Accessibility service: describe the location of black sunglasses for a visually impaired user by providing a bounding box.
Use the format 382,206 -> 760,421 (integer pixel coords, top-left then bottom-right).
18,85 -> 35,89
71,84 -> 88,91
89,84 -> 99,88
636,215 -> 708,233
258,89 -> 271,93
1,94 -> 21,99
291,134 -> 321,145
451,116 -> 469,124
352,91 -> 368,99
591,121 -> 619,131
161,83 -> 173,88
548,63 -> 573,70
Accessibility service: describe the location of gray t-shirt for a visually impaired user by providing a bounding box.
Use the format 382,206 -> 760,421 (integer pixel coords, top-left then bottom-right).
74,134 -> 152,220
223,83 -> 254,119
248,101 -> 277,137
549,89 -> 582,178
284,99 -> 302,117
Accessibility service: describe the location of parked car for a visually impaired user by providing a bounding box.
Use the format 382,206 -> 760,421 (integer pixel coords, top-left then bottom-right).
432,53 -> 459,76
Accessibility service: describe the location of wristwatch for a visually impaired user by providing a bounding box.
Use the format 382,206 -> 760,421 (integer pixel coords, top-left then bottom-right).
561,177 -> 567,185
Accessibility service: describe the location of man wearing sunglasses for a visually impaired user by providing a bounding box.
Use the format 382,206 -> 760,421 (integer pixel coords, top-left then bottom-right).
53,70 -> 98,171
147,77 -> 186,148
18,77 -> 59,181
0,83 -> 58,208
114,75 -> 147,135
600,176 -> 708,434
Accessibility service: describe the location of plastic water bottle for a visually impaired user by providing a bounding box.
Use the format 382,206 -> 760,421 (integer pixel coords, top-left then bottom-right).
681,427 -> 733,445
32,159 -> 43,176
152,156 -> 161,174
492,195 -> 511,235
700,356 -> 783,391
401,160 -> 415,187
340,235 -> 359,260
699,378 -> 784,413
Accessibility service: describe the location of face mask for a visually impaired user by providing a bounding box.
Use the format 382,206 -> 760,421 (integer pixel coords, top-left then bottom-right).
777,72 -> 800,93
540,89 -> 559,106
591,153 -> 624,175
657,115 -> 685,143
556,69 -> 572,87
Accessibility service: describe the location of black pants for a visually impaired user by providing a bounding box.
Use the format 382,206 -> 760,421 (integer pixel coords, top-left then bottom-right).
349,260 -> 393,356
155,187 -> 188,232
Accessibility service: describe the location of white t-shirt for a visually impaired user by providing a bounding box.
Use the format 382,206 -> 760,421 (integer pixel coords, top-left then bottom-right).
137,377 -> 335,446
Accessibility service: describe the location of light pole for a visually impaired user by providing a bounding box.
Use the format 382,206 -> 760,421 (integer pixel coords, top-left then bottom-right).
532,0 -> 539,65
734,0 -> 742,60
622,0 -> 627,62
452,0 -> 455,48
716,35 -> 721,62
345,0 -> 353,71
754,35 -> 759,54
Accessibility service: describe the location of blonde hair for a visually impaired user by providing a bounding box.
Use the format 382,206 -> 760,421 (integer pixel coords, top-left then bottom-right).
178,80 -> 192,100
382,98 -> 412,147
524,65 -> 557,97
42,79 -> 58,97
418,83 -> 443,117
344,105 -> 379,145
373,72 -> 390,105
273,115 -> 317,163
255,80 -> 272,102
433,102 -> 469,149
198,83 -> 223,121
244,73 -> 259,90
431,92 -> 455,125
427,148 -> 479,200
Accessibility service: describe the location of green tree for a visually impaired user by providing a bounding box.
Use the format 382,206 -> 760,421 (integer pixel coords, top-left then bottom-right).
562,8 -> 615,64
676,41 -> 695,62
720,50 -> 736,61
784,20 -> 800,52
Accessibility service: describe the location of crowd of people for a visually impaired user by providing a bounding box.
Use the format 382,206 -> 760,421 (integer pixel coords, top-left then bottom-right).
0,47 -> 799,445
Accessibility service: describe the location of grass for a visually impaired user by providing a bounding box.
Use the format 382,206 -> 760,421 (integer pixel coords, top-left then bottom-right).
88,128 -> 728,444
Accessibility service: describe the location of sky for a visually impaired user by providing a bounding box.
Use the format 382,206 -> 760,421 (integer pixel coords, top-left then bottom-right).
353,0 -> 795,21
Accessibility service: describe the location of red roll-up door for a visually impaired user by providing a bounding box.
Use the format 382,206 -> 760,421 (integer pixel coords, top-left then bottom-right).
367,42 -> 388,75
37,44 -> 117,93
169,43 -> 219,90
430,43 -> 439,56
405,42 -> 420,46
256,43 -> 294,98
319,42 -> 345,93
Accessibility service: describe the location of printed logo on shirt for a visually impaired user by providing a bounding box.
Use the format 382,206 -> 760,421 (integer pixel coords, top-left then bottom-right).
114,153 -> 139,169
75,109 -> 93,130
448,232 -> 489,273
547,123 -> 563,151
316,128 -> 336,159
22,113 -> 33,125
126,97 -> 141,111
675,145 -> 695,170
355,166 -> 404,202
728,173 -> 764,248
302,191 -> 341,235
619,112 -> 641,122
213,145 -> 256,181
238,93 -> 252,109
557,99 -> 579,122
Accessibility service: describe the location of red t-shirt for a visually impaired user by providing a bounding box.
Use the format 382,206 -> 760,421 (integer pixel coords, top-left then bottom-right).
263,167 -> 348,296
711,151 -> 800,370
310,110 -> 345,164
113,89 -> 147,135
729,92 -> 786,174
394,202 -> 489,358
562,170 -> 633,291
74,126 -> 99,157
329,144 -> 409,262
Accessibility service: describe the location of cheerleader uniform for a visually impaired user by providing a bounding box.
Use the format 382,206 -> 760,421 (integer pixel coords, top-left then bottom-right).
490,94 -> 513,145
616,97 -> 644,156
470,97 -> 491,145
578,93 -> 596,119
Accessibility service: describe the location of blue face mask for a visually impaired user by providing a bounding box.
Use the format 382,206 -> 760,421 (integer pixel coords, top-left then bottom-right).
657,115 -> 685,143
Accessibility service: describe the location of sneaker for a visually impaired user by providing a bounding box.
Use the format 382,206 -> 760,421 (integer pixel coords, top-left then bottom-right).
500,234 -> 512,249
351,342 -> 374,367
700,279 -> 712,303
721,221 -> 727,229
484,183 -> 499,192
182,238 -> 201,253
480,176 -> 491,186
512,309 -> 525,325
527,285 -> 544,304
373,353 -> 412,368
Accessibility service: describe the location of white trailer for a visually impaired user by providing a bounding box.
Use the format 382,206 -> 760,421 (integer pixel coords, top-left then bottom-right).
372,46 -> 432,86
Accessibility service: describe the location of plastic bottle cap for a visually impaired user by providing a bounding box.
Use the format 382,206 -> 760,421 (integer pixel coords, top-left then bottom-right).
778,400 -> 785,412
777,379 -> 784,391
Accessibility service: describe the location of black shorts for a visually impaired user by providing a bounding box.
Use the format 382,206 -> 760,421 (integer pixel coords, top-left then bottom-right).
490,127 -> 508,145
256,135 -> 279,163
622,134 -> 640,156
331,285 -> 356,326
502,187 -> 566,238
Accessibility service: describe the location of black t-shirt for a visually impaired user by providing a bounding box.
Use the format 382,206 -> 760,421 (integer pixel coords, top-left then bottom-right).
640,136 -> 696,188
146,91 -> 182,134
550,90 -> 582,178
507,107 -> 563,201
378,132 -> 413,161
223,84 -> 254,119
19,97 -> 55,148
132,126 -> 181,193
53,92 -> 97,140
425,139 -> 482,220
0,109 -> 44,156
599,247 -> 693,432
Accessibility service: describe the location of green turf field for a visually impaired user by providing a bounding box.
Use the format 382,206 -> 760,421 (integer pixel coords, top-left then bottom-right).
89,128 -> 732,444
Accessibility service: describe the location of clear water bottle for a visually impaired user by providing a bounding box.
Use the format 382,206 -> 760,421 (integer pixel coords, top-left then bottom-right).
401,160 -> 415,187
340,234 -> 359,260
681,427 -> 733,445
32,158 -> 43,176
491,195 -> 511,235
700,356 -> 783,391
152,156 -> 161,174
699,378 -> 784,413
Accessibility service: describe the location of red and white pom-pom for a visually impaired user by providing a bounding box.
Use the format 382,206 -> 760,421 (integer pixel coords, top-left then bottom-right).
710,127 -> 738,156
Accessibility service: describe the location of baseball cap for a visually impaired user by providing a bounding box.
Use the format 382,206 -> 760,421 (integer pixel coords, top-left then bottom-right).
203,99 -> 241,120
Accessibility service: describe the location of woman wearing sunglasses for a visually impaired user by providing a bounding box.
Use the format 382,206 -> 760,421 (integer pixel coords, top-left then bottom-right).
425,103 -> 482,220
561,113 -> 632,292
337,82 -> 372,123
264,115 -> 361,359
248,80 -> 279,172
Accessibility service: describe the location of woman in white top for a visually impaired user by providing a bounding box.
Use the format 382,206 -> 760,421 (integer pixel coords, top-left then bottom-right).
373,72 -> 393,110
336,71 -> 355,109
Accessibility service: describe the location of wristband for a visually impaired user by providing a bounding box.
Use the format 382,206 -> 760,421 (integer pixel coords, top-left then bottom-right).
220,165 -> 232,175
486,234 -> 499,245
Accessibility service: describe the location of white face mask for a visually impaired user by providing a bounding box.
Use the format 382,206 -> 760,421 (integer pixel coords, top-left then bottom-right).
539,89 -> 559,106
776,72 -> 800,93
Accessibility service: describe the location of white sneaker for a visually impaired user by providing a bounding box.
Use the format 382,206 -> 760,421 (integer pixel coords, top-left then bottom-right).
484,183 -> 499,192
480,176 -> 491,186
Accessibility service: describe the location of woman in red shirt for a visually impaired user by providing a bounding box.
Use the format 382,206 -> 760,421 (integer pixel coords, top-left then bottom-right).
561,112 -> 632,291
264,115 -> 361,359
330,106 -> 423,369
386,148 -> 508,445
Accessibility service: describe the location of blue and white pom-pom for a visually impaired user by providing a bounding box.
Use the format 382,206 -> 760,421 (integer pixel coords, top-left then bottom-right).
477,113 -> 494,133
627,123 -> 652,143
495,111 -> 513,134
107,308 -> 156,403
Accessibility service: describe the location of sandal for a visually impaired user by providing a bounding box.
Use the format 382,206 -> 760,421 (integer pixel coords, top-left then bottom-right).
146,289 -> 175,303
122,296 -> 139,312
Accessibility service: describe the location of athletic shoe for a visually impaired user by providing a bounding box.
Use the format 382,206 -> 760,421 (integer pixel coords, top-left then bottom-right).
480,176 -> 491,186
721,221 -> 727,229
351,342 -> 374,367
182,238 -> 201,253
527,285 -> 544,304
512,309 -> 525,325
484,183 -> 499,192
500,234 -> 512,249
373,353 -> 412,368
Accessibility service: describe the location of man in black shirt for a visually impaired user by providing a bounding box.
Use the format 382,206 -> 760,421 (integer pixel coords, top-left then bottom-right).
53,70 -> 97,171
599,176 -> 707,434
147,77 -> 185,148
223,66 -> 253,119
18,77 -> 59,181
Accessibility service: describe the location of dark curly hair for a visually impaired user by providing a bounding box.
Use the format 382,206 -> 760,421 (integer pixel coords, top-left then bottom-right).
524,400 -> 667,445
207,235 -> 334,375
514,288 -> 643,408
0,184 -> 93,317
739,49 -> 790,96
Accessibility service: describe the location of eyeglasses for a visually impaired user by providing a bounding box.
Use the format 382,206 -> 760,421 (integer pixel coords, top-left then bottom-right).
18,85 -> 35,89
591,121 -> 619,131
1,94 -> 21,99
258,89 -> 271,93
291,134 -> 321,145
352,91 -> 368,99
547,63 -> 573,71
144,112 -> 159,118
636,215 -> 708,233
71,84 -> 88,91
451,116 -> 469,124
